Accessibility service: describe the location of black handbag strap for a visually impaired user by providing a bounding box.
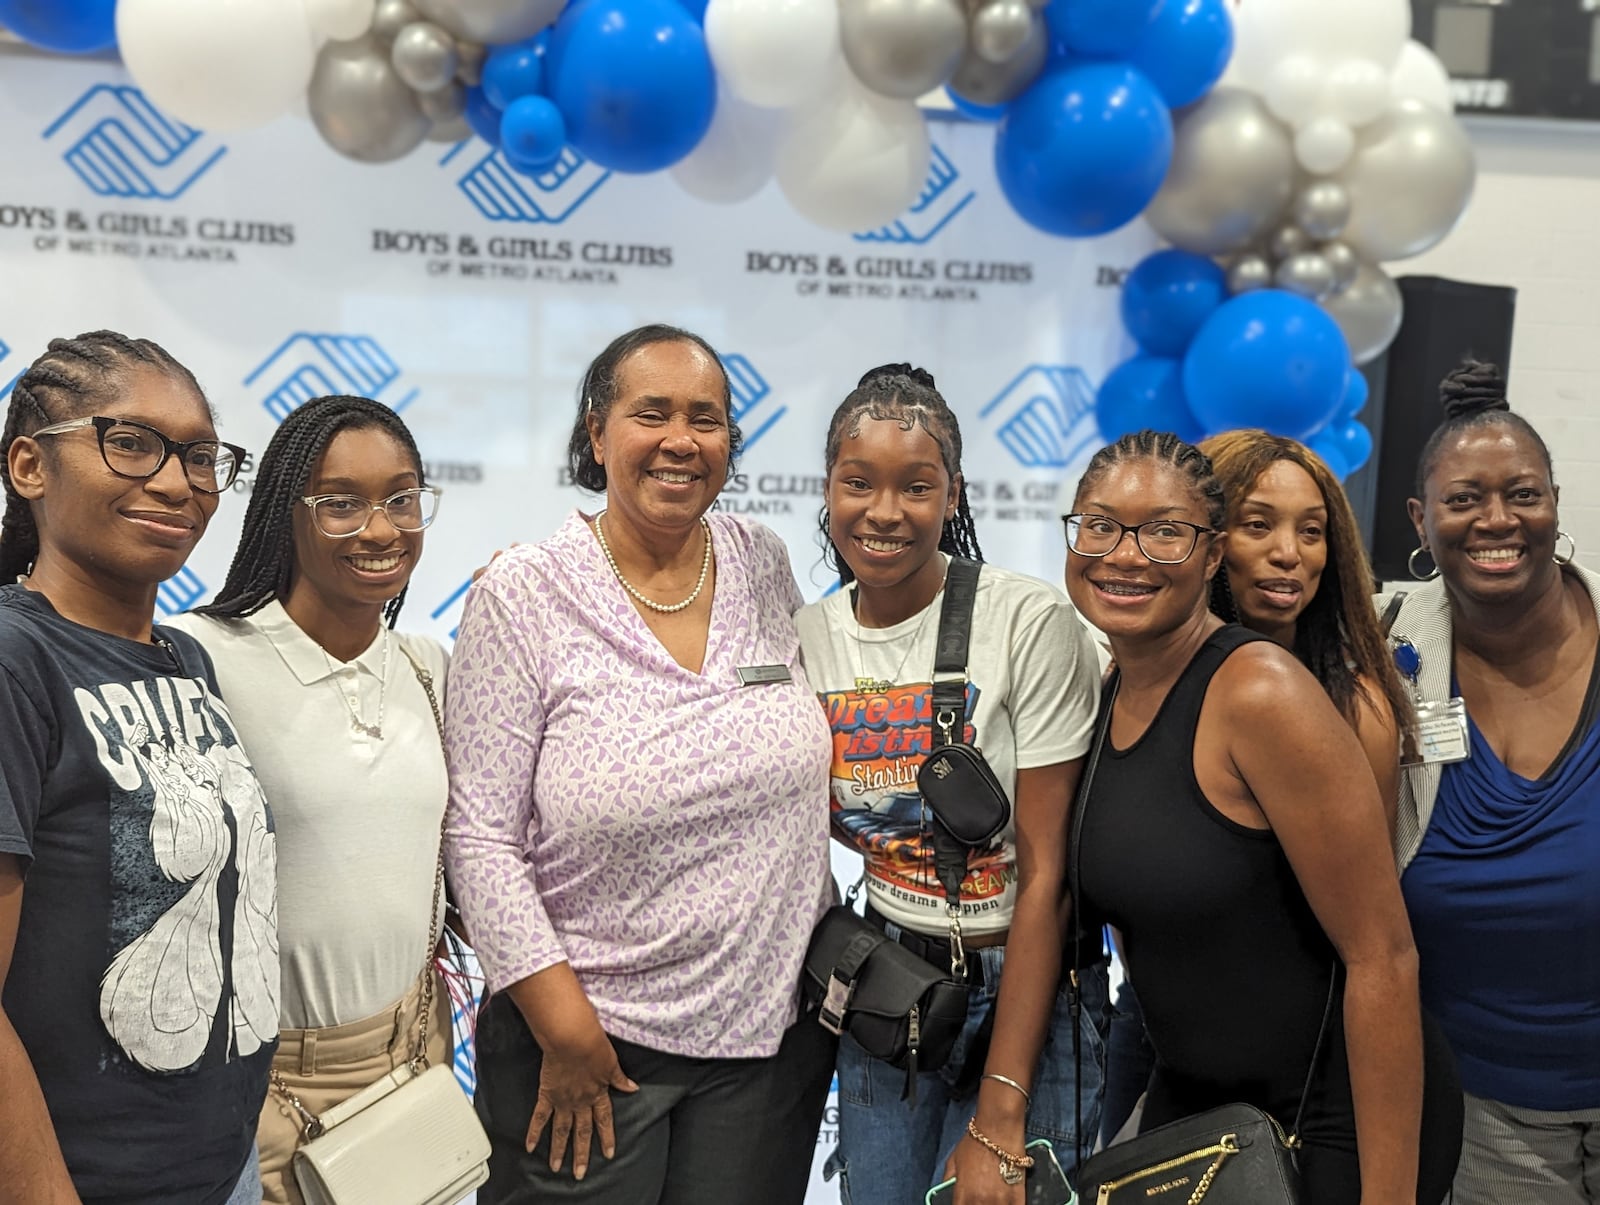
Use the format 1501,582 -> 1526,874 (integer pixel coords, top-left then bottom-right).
927,557 -> 981,970
1069,670 -> 1341,1170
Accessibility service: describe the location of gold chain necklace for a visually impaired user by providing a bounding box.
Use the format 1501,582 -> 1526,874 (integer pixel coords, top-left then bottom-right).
595,511 -> 713,614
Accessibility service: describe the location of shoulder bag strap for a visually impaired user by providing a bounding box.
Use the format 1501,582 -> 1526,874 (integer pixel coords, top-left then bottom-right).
400,643 -> 449,1072
927,557 -> 980,974
1071,673 -> 1116,1172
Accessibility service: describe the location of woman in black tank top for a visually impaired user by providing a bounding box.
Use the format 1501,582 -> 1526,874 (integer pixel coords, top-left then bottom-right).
1063,432 -> 1460,1205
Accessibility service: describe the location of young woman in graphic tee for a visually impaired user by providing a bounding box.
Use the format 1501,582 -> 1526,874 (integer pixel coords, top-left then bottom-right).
794,366 -> 1105,1205
0,332 -> 278,1205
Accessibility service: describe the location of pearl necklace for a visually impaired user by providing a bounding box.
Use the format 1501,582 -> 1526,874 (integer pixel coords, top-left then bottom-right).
595,511 -> 713,614
321,627 -> 391,739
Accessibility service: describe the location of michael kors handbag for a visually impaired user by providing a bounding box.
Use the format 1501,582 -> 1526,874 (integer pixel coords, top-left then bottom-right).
275,648 -> 489,1205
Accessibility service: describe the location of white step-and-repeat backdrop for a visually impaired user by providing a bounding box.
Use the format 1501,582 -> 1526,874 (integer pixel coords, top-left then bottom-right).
0,53 -> 1150,1201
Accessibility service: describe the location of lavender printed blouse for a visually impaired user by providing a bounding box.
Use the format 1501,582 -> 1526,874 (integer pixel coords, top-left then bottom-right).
442,512 -> 833,1058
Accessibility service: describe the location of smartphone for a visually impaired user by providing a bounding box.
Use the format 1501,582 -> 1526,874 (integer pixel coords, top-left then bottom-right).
925,1138 -> 1075,1204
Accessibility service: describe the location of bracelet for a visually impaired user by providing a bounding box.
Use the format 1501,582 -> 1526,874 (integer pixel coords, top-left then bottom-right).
966,1118 -> 1035,1186
981,1072 -> 1031,1106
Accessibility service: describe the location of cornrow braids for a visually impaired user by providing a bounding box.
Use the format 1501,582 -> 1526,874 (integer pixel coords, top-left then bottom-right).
1,330 -> 205,584
1202,430 -> 1414,746
1074,429 -> 1227,532
818,363 -> 984,586
1415,358 -> 1553,496
198,395 -> 426,627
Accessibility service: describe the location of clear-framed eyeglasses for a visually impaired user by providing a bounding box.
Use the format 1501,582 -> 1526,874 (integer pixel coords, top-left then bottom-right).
28,415 -> 245,495
300,487 -> 442,538
1062,513 -> 1214,565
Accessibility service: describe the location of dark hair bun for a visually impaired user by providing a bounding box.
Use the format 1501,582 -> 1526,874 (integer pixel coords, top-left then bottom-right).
1440,359 -> 1510,421
858,362 -> 937,390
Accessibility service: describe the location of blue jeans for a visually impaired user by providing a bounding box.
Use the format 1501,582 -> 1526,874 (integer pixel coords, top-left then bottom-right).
825,946 -> 1111,1205
223,1144 -> 262,1205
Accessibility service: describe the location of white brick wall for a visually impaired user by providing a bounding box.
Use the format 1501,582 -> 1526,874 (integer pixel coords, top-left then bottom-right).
1396,117 -> 1600,569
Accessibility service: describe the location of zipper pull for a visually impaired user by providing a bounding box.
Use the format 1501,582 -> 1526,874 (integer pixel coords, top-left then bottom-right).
902,1004 -> 921,1106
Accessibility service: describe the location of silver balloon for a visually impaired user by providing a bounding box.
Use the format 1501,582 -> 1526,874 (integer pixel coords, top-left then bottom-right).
1336,98 -> 1476,262
1323,261 -> 1404,366
947,12 -> 1046,106
1294,180 -> 1351,241
427,113 -> 473,142
971,0 -> 1034,65
455,40 -> 487,87
1227,254 -> 1273,294
420,80 -> 471,141
1268,222 -> 1310,263
412,0 -> 564,44
1274,251 -> 1336,301
1320,239 -> 1360,293
371,0 -> 420,42
392,21 -> 458,94
309,34 -> 432,163
840,0 -> 968,100
1144,89 -> 1297,257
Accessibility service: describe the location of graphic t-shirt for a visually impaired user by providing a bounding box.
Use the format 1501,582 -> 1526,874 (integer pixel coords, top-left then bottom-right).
795,560 -> 1100,936
0,585 -> 279,1205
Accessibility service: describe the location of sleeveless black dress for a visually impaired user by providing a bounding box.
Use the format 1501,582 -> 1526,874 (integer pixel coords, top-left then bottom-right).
1076,626 -> 1462,1205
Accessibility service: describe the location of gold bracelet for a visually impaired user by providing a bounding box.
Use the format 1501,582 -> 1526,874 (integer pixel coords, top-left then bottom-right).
981,1072 -> 1032,1106
966,1118 -> 1035,1186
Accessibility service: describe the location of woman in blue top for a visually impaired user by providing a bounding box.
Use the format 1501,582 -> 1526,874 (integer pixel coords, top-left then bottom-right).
1390,360 -> 1600,1203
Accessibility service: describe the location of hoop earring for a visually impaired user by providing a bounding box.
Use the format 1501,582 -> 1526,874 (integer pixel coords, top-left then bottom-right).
1555,530 -> 1577,566
1408,546 -> 1440,581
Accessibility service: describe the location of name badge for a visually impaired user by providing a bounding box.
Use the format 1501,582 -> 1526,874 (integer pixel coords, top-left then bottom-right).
1402,697 -> 1470,768
736,663 -> 792,686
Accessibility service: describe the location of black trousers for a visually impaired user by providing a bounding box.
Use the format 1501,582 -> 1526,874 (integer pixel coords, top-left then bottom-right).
474,991 -> 837,1205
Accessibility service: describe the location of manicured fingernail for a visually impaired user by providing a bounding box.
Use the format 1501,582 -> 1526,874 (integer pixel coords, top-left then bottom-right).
575,1166 -> 587,1181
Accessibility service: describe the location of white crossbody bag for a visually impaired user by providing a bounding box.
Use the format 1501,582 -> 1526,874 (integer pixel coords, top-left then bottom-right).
272,649 -> 489,1205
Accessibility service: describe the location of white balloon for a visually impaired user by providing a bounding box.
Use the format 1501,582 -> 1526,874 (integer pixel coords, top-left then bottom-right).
776,72 -> 929,231
671,88 -> 789,204
1390,38 -> 1454,112
1295,117 -> 1354,174
1325,58 -> 1390,126
1233,0 -> 1409,89
1263,55 -> 1322,126
118,0 -> 318,132
305,0 -> 375,41
705,0 -> 842,108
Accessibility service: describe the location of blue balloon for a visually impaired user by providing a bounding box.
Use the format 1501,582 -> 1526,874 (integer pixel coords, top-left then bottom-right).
545,0 -> 716,174
675,0 -> 710,21
1306,430 -> 1352,481
1182,290 -> 1351,441
463,87 -> 504,147
1337,369 -> 1370,420
1128,0 -> 1234,109
1097,354 -> 1204,445
996,63 -> 1173,238
0,0 -> 115,53
1327,419 -> 1374,473
502,96 -> 567,175
1045,0 -> 1163,59
1121,249 -> 1227,358
482,37 -> 546,111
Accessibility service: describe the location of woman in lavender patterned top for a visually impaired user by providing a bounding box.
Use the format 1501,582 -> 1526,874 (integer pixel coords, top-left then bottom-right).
442,325 -> 836,1205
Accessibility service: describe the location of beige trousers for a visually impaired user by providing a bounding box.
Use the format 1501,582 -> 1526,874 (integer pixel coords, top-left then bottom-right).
258,974 -> 454,1205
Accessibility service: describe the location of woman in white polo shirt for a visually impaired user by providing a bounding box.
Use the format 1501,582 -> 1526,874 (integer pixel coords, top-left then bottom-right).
166,394 -> 449,1205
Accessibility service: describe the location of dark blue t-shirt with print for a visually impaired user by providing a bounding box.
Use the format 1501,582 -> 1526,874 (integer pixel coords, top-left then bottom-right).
0,585 -> 278,1204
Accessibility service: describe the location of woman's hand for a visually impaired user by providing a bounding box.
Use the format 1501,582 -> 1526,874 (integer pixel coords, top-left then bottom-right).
527,1025 -> 638,1181
946,1116 -> 1028,1205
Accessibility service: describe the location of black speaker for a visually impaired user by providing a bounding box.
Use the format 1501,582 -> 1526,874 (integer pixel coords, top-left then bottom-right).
1366,275 -> 1517,583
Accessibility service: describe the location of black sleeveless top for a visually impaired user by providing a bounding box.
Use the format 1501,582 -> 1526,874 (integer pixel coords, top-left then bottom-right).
1078,625 -> 1337,1116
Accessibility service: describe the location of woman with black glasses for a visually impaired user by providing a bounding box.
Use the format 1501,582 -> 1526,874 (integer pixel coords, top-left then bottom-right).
166,394 -> 450,1205
0,331 -> 278,1205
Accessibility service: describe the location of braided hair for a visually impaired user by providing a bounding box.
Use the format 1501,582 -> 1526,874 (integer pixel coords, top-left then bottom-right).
1,331 -> 205,584
818,363 -> 984,586
197,395 -> 426,627
1072,429 -> 1235,615
1202,430 -> 1414,742
1415,359 -> 1552,496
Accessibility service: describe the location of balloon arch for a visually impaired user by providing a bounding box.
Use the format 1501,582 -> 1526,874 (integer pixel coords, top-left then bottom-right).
0,0 -> 1475,467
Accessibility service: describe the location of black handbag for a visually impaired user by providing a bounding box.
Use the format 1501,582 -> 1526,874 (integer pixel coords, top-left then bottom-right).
1068,676 -> 1337,1205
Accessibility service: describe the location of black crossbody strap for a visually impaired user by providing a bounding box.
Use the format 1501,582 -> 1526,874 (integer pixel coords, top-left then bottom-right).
1071,673 -> 1116,1173
928,557 -> 980,970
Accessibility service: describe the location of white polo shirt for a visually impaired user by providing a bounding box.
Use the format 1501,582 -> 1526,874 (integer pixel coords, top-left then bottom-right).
167,601 -> 448,1029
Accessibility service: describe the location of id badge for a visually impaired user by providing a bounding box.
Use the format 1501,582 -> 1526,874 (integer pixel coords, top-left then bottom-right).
1401,697 -> 1470,768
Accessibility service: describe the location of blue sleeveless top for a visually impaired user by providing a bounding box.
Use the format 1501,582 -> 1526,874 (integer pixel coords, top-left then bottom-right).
1403,696 -> 1600,1111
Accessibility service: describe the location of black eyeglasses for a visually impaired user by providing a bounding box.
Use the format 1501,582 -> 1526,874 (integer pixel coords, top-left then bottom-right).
1063,513 -> 1214,565
29,416 -> 245,495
